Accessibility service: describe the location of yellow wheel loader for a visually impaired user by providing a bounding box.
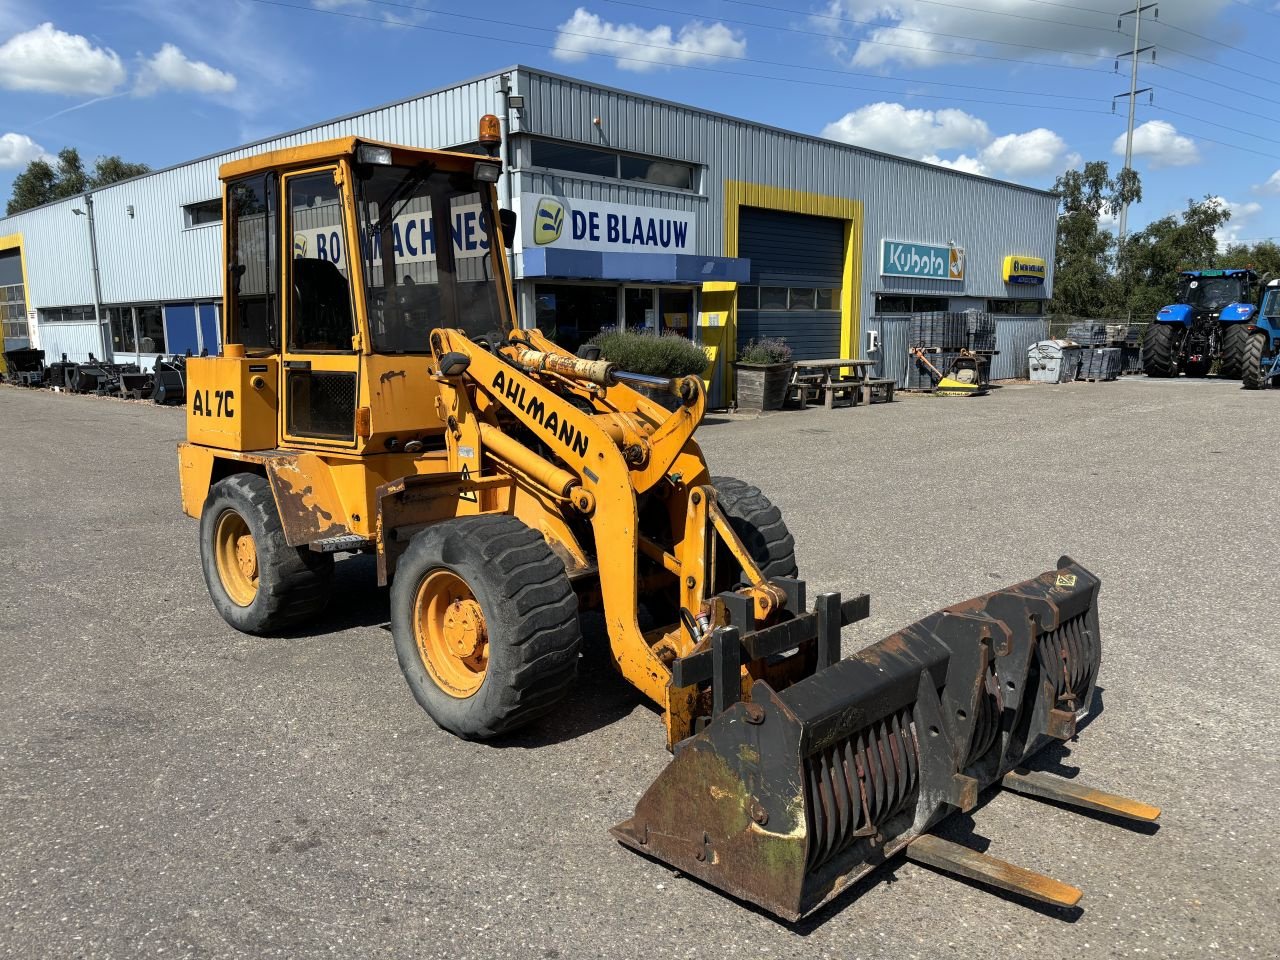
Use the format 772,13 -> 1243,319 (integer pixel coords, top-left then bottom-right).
178,117 -> 1158,921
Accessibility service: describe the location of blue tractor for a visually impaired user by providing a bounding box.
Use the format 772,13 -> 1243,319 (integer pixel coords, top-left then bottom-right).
1143,268 -> 1258,378
1243,278 -> 1280,389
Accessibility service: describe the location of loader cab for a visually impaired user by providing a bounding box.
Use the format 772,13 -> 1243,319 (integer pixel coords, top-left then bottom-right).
204,134 -> 515,456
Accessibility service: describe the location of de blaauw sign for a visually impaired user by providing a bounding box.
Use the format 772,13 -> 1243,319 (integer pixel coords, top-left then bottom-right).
880,239 -> 965,282
523,195 -> 696,254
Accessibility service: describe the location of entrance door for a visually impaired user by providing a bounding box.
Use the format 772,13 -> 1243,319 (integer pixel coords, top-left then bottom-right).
280,167 -> 361,448
624,287 -> 656,332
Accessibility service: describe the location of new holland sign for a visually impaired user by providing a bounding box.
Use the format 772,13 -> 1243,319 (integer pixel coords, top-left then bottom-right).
522,195 -> 696,255
880,240 -> 965,282
1002,255 -> 1047,285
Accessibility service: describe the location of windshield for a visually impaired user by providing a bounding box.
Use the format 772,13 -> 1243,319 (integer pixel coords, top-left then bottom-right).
1262,288 -> 1280,318
1178,276 -> 1247,311
357,164 -> 508,352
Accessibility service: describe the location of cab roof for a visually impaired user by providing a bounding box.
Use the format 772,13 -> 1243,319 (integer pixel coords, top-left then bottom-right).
1179,269 -> 1256,279
218,136 -> 494,181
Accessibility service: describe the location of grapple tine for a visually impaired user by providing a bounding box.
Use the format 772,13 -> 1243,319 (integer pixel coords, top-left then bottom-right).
905,835 -> 1083,908
613,558 -> 1136,921
1002,769 -> 1162,823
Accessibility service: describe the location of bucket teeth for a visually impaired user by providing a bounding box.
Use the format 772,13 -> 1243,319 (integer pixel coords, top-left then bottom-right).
613,558 -> 1151,921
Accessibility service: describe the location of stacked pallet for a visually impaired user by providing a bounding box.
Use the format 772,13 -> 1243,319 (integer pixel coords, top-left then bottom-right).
1080,347 -> 1122,381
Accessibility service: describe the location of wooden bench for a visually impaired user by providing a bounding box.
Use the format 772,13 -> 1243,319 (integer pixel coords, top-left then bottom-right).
820,380 -> 860,409
859,377 -> 896,405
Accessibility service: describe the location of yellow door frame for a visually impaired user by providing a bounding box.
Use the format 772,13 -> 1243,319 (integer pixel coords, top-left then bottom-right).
710,182 -> 864,399
0,233 -> 33,375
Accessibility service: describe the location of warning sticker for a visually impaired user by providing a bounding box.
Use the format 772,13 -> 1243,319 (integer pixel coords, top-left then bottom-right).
459,463 -> 478,503
1056,573 -> 1078,588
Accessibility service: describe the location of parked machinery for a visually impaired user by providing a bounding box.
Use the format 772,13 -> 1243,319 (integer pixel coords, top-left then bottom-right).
152,355 -> 187,404
1243,278 -> 1280,389
177,121 -> 1158,921
2,347 -> 46,386
1144,268 -> 1258,378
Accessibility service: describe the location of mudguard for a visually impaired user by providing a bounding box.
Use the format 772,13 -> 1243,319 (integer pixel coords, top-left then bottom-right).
1155,303 -> 1192,325
1219,303 -> 1256,323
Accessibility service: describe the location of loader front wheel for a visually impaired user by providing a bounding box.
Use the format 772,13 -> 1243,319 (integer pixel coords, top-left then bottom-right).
710,477 -> 799,588
200,473 -> 333,635
391,515 -> 581,740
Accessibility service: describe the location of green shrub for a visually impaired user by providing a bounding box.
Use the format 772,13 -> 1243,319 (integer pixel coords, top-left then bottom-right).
589,327 -> 710,378
737,337 -> 792,364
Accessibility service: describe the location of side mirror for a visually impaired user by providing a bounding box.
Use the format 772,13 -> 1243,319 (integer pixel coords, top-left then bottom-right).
499,208 -> 517,249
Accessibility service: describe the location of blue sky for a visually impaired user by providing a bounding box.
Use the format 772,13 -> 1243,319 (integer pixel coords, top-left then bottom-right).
3,0 -> 1280,246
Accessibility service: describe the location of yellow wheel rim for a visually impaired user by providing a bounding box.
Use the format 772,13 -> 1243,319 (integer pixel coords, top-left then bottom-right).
214,509 -> 259,607
413,569 -> 488,698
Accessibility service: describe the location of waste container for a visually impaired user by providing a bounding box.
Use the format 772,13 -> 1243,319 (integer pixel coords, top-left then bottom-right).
1028,339 -> 1083,383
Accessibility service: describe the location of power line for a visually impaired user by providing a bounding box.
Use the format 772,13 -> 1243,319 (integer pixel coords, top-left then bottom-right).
723,0 -> 1120,36
1150,18 -> 1280,68
1138,105 -> 1280,160
1224,0 -> 1280,20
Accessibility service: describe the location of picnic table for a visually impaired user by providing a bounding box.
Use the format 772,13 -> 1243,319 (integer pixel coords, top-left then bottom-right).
787,359 -> 896,409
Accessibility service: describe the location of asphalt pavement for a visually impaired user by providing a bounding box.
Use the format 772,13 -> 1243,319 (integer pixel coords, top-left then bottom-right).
1,377 -> 1276,959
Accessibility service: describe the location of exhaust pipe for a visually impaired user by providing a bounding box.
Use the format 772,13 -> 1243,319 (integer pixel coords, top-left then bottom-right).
613,558 -> 1157,920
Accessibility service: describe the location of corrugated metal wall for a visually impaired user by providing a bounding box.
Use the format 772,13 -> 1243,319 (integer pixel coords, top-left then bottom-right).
35,321 -> 105,362
863,317 -> 912,387
992,318 -> 1050,380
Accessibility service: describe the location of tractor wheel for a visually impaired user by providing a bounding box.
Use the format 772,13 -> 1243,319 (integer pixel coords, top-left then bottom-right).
1219,323 -> 1250,379
1242,331 -> 1268,390
199,473 -> 333,635
390,515 -> 581,740
1143,323 -> 1179,377
710,476 -> 799,589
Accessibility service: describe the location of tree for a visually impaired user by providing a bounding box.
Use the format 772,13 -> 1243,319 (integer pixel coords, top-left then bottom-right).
5,147 -> 151,215
1218,239 -> 1280,281
1120,196 -> 1232,319
1048,161 -> 1142,318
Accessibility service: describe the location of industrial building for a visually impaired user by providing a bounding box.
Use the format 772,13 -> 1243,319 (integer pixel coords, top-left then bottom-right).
0,64 -> 1055,402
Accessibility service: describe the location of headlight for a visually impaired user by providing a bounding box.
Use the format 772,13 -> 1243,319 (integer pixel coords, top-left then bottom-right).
357,144 -> 393,165
474,161 -> 501,183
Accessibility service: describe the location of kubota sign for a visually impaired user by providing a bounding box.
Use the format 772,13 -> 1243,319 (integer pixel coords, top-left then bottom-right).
880,239 -> 965,282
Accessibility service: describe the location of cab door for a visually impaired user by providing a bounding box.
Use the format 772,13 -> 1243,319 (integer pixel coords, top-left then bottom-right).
280,165 -> 362,449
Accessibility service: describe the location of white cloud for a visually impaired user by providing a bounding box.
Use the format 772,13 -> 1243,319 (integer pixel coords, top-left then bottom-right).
0,132 -> 53,168
1254,169 -> 1280,196
822,102 -> 990,156
1208,196 -> 1263,247
0,22 -> 125,95
823,102 -> 1076,181
818,0 -> 1233,71
1113,120 -> 1200,169
980,128 -> 1074,177
553,8 -> 746,71
134,43 -> 236,96
923,153 -> 988,175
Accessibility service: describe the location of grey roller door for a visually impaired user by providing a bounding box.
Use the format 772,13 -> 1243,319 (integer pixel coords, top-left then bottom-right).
737,208 -> 845,360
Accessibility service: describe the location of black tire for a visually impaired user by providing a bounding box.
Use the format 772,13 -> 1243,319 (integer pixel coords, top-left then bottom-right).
1143,323 -> 1179,377
710,476 -> 799,589
1219,323 -> 1250,379
199,473 -> 333,635
390,515 -> 580,740
1242,331 -> 1268,389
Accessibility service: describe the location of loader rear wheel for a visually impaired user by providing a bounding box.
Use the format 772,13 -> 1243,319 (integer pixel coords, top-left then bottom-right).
1242,331 -> 1268,389
200,473 -> 333,635
710,477 -> 799,588
391,515 -> 581,740
1143,323 -> 1179,377
1219,322 -> 1250,379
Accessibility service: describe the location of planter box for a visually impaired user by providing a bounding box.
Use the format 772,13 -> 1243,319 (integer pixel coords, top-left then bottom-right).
735,362 -> 792,411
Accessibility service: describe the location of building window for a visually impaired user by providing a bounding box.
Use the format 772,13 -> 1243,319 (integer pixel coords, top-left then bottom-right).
1,283 -> 28,340
987,299 -> 1044,316
137,305 -> 166,353
107,307 -> 136,353
874,294 -> 950,314
529,137 -> 697,191
184,198 -> 221,228
40,305 -> 97,323
740,286 -> 841,312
